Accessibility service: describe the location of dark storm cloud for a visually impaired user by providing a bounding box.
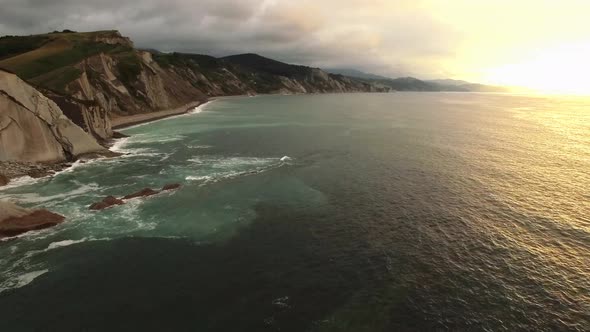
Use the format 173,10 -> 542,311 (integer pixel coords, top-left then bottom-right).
0,0 -> 460,77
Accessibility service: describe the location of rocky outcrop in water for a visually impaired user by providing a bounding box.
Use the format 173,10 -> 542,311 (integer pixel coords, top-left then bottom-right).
0,174 -> 8,187
89,196 -> 125,211
89,184 -> 182,211
122,188 -> 159,200
0,69 -> 107,163
162,183 -> 181,191
0,201 -> 65,238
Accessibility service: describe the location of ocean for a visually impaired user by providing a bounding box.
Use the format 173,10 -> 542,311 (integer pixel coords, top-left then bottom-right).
0,93 -> 588,331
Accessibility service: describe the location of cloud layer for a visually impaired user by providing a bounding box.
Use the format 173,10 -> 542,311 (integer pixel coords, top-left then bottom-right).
1,0 -> 589,83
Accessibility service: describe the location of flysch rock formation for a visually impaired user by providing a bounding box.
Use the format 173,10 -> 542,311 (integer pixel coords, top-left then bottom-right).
0,69 -> 107,163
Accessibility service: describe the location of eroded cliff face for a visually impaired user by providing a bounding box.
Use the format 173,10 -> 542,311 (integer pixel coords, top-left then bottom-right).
0,70 -> 106,162
0,31 -> 388,144
65,51 -> 207,119
43,90 -> 112,142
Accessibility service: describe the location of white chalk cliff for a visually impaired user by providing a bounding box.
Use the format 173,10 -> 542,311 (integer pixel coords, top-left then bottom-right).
0,69 -> 106,162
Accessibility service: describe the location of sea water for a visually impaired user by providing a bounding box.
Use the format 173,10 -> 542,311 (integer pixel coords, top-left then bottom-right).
0,93 -> 588,331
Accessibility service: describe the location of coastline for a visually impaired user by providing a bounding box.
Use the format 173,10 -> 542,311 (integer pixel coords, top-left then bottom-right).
111,100 -> 208,130
0,99 -> 211,188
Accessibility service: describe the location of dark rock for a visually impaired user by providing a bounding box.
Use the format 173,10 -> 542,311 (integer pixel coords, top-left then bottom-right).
0,209 -> 65,238
27,169 -> 51,178
162,183 -> 181,191
0,161 -> 67,179
89,196 -> 125,210
112,131 -> 130,138
123,188 -> 159,200
0,174 -> 9,187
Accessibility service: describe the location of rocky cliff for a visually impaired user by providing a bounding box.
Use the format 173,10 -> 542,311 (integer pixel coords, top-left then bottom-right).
0,30 -> 388,147
42,89 -> 112,142
65,50 -> 208,119
0,69 -> 106,162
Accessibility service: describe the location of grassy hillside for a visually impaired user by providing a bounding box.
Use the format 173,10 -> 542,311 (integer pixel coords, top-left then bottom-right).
0,35 -> 51,60
223,53 -> 313,78
0,30 -> 133,92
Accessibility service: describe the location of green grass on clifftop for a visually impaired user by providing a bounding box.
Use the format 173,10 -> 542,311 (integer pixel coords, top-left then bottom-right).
116,52 -> 143,86
0,30 -> 133,92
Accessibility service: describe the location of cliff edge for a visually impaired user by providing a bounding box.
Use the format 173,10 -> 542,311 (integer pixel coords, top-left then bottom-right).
0,69 -> 106,162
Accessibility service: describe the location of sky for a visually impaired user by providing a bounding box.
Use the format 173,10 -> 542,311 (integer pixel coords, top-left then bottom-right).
1,0 -> 589,93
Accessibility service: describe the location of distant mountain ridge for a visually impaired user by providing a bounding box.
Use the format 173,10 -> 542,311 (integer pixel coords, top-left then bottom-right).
325,68 -> 393,81
326,68 -> 508,92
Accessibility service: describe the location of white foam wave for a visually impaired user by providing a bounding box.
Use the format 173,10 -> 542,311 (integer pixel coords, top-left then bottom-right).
0,182 -> 99,205
14,269 -> 49,288
0,175 -> 45,191
187,145 -> 212,149
213,157 -> 276,169
186,164 -> 283,185
0,158 -> 107,192
188,156 -> 206,164
188,156 -> 278,168
118,199 -> 157,230
44,237 -> 114,252
185,155 -> 290,185
112,134 -> 180,158
47,238 -> 89,250
186,175 -> 213,181
52,159 -> 101,177
188,100 -> 214,114
137,135 -> 185,144
110,136 -> 131,152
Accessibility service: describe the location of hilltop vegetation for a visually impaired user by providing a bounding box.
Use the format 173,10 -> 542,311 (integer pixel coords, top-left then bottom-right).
0,35 -> 51,60
223,53 -> 314,78
0,30 -> 133,93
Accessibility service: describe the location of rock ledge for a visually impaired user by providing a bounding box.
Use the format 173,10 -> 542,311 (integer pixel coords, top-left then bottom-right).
0,201 -> 65,238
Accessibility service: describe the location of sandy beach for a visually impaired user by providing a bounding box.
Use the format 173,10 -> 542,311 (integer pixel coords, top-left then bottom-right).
111,100 -> 208,130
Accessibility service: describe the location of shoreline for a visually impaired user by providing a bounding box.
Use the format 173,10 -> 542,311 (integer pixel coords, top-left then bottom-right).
0,99 -> 212,188
111,100 -> 208,130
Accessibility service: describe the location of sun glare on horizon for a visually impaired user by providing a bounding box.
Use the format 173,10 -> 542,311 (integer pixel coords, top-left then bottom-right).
424,0 -> 590,95
482,42 -> 590,95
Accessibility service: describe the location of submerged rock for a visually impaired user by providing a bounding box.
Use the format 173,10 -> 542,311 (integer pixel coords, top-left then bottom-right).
90,184 -> 183,212
27,169 -> 53,179
0,174 -> 8,186
123,188 -> 159,200
89,196 -> 125,211
0,201 -> 65,238
162,183 -> 181,191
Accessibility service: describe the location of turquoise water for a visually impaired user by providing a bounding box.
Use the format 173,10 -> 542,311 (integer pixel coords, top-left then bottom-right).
0,93 -> 589,331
